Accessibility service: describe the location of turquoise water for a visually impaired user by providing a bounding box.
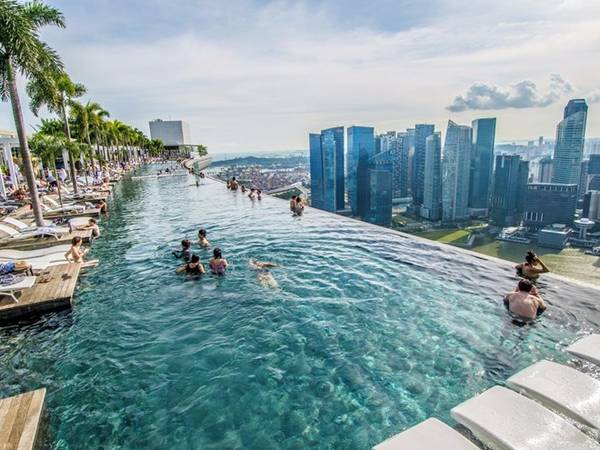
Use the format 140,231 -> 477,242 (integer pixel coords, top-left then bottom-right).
1,164 -> 599,449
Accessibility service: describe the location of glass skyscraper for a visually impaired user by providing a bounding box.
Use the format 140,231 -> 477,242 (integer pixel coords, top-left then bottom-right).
469,118 -> 496,210
411,124 -> 435,207
489,155 -> 529,226
552,99 -> 588,185
347,126 -> 375,218
309,127 -> 345,212
421,132 -> 442,221
367,151 -> 393,226
442,120 -> 472,221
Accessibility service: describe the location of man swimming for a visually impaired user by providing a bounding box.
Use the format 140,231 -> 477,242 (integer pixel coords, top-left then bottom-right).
249,259 -> 278,289
172,239 -> 193,262
504,279 -> 547,321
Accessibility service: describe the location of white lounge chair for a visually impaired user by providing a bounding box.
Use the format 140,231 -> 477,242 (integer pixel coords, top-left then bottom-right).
2,216 -> 53,231
373,418 -> 480,450
507,360 -> 600,430
451,386 -> 599,450
0,276 -> 36,302
0,245 -> 71,260
0,223 -> 68,241
567,334 -> 600,366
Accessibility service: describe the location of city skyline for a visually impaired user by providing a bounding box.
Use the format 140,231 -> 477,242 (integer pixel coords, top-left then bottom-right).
1,0 -> 600,153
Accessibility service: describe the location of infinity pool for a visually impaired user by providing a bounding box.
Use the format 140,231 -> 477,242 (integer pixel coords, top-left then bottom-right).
1,164 -> 599,449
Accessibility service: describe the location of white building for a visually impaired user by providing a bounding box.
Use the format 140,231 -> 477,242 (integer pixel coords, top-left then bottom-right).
149,119 -> 191,146
442,120 -> 472,221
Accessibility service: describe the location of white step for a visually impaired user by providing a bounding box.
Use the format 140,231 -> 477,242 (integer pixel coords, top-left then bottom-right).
567,334 -> 600,366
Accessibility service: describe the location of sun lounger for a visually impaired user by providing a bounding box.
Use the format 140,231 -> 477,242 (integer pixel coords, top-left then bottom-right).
2,217 -> 53,231
507,360 -> 600,430
0,276 -> 36,302
0,245 -> 71,260
0,224 -> 68,241
373,418 -> 479,450
451,386 -> 599,450
567,334 -> 600,366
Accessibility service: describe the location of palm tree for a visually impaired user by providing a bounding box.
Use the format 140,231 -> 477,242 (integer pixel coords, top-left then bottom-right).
29,131 -> 66,206
0,0 -> 65,226
27,70 -> 86,193
70,99 -> 108,168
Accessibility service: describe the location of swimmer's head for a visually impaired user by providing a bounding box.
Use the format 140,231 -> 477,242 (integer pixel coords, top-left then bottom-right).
213,247 -> 222,259
525,251 -> 536,264
291,195 -> 296,200
518,279 -> 533,293
71,236 -> 82,245
198,229 -> 206,237
182,239 -> 191,249
191,255 -> 200,263
89,218 -> 96,224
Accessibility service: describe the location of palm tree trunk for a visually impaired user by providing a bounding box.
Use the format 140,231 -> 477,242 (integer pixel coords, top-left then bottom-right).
60,104 -> 79,194
6,61 -> 45,226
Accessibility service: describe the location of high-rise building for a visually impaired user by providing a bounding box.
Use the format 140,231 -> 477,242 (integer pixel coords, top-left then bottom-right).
421,132 -> 442,221
411,124 -> 435,207
347,126 -> 375,218
309,127 -> 345,212
367,151 -> 393,226
538,157 -> 553,183
442,120 -> 472,221
522,183 -> 577,229
469,118 -> 496,210
489,155 -> 529,226
579,159 -> 590,201
583,191 -> 600,220
393,132 -> 410,198
552,99 -> 588,185
405,128 -> 415,197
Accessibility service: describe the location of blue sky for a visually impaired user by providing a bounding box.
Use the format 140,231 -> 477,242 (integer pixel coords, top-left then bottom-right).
1,0 -> 599,153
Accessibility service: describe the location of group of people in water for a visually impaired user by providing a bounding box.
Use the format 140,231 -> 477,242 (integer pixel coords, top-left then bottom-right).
504,251 -> 551,322
172,232 -> 228,276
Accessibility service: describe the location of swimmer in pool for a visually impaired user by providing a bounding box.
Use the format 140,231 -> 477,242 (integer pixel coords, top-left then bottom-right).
503,279 -> 547,321
198,229 -> 210,247
176,254 -> 205,275
209,248 -> 228,275
172,239 -> 193,262
515,251 -> 550,281
249,259 -> 279,289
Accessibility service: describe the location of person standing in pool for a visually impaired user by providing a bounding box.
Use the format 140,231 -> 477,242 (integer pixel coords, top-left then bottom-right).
172,239 -> 193,262
230,177 -> 239,191
290,196 -> 297,212
176,255 -> 205,275
65,236 -> 89,263
198,229 -> 210,247
504,279 -> 547,321
293,196 -> 304,216
209,248 -> 228,275
515,251 -> 550,281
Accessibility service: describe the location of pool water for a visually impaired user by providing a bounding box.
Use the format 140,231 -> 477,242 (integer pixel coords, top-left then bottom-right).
1,164 -> 599,449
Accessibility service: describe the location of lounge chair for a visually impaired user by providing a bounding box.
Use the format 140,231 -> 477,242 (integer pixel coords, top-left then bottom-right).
506,360 -> 600,430
373,418 -> 480,450
0,255 -> 63,272
451,386 -> 599,450
0,223 -> 68,241
567,334 -> 600,366
42,196 -> 87,213
0,245 -> 71,259
2,217 -> 52,231
0,276 -> 36,302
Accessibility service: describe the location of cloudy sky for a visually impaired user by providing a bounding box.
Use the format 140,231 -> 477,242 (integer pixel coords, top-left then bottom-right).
1,0 -> 599,153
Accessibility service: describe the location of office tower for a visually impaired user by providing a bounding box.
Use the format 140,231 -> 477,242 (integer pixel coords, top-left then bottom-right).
309,126 -> 344,212
489,155 -> 529,226
583,191 -> 600,220
411,124 -> 435,207
421,132 -> 442,220
522,183 -> 577,229
589,154 -> 600,175
347,126 -> 375,218
442,120 -> 472,221
367,151 -> 393,226
405,128 -> 415,197
552,99 -> 588,185
394,132 -> 410,198
469,118 -> 496,210
538,157 -> 553,183
538,136 -> 543,149
579,159 -> 589,200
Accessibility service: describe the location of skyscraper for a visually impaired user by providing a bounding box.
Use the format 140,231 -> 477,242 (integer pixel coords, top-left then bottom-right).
347,126 -> 375,218
309,127 -> 344,212
552,99 -> 588,185
469,118 -> 496,210
377,131 -> 409,199
538,157 -> 553,183
367,151 -> 393,226
411,124 -> 435,207
442,120 -> 472,221
489,155 -> 529,226
421,132 -> 442,221
523,183 -> 577,229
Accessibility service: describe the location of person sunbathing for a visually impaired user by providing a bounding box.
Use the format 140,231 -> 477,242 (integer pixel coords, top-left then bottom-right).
65,236 -> 89,263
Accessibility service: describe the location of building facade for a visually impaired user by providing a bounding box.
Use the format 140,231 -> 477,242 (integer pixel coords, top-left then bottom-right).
552,99 -> 588,185
367,151 -> 393,226
538,157 -> 553,183
149,119 -> 196,156
411,124 -> 435,207
469,118 -> 496,210
522,183 -> 577,229
309,127 -> 345,212
489,155 -> 529,226
347,126 -> 375,218
442,120 -> 472,221
421,132 -> 442,221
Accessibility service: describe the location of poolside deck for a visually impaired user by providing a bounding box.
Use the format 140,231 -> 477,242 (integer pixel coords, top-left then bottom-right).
0,229 -> 92,250
0,263 -> 81,323
0,389 -> 46,450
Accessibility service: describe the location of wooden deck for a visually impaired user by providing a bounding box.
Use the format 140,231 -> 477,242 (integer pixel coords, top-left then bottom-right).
0,389 -> 46,450
0,263 -> 81,323
22,208 -> 101,220
0,230 -> 92,250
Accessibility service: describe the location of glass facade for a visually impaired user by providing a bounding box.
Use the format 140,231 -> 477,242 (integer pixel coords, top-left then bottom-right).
347,126 -> 375,218
309,127 -> 345,212
421,132 -> 442,220
442,120 -> 472,221
469,118 -> 496,210
411,124 -> 435,207
523,183 -> 578,229
489,155 -> 529,226
552,99 -> 588,185
366,151 -> 393,226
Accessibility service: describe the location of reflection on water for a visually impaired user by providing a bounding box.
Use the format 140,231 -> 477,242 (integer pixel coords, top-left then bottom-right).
0,165 -> 598,449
